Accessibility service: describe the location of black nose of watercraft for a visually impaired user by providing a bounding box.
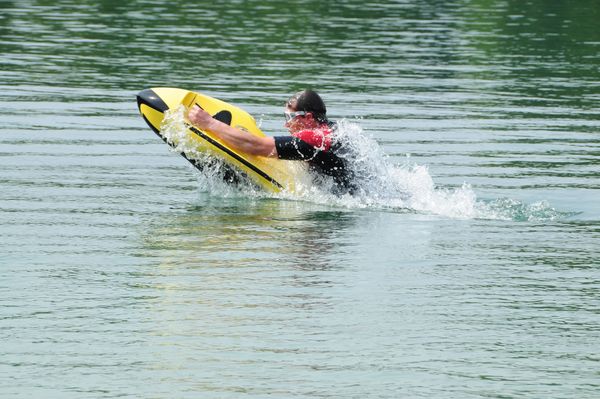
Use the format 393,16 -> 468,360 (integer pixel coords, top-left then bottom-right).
136,88 -> 169,113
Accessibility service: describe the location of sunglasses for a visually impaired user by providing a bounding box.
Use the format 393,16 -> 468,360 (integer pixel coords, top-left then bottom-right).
284,110 -> 307,122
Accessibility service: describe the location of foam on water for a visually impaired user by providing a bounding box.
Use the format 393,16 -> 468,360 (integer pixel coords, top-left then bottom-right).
160,108 -> 565,221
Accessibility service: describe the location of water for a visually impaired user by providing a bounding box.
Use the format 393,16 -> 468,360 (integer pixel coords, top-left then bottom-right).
1,0 -> 599,398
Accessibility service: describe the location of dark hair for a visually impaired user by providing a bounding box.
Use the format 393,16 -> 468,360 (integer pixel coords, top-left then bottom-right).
287,90 -> 328,123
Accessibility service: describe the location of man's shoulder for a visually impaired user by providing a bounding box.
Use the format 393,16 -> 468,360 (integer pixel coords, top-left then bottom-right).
293,128 -> 331,151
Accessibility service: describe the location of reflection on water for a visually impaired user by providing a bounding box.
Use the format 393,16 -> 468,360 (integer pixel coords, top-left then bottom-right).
140,195 -> 359,272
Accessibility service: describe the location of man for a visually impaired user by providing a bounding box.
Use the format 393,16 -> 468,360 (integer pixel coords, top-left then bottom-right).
188,90 -> 355,193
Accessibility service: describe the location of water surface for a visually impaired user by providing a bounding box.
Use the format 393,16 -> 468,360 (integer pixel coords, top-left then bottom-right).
1,1 -> 599,398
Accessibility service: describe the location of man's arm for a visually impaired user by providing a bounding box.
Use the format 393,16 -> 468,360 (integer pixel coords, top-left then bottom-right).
188,105 -> 277,157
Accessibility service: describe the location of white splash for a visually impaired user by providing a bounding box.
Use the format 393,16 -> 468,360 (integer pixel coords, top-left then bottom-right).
159,110 -> 562,221
160,106 -> 259,196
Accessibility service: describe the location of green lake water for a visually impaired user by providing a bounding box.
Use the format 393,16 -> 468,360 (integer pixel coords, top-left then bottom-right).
1,0 -> 599,398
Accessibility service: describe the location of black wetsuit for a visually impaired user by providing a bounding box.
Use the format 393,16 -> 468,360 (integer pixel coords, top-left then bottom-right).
274,125 -> 355,193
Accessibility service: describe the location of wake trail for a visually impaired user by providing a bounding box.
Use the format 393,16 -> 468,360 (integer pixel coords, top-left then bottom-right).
161,107 -> 566,222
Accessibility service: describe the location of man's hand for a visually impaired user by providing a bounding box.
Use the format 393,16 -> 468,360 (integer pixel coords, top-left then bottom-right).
188,105 -> 215,130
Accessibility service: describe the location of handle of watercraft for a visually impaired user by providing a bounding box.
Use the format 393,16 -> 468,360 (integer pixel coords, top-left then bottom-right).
181,92 -> 199,109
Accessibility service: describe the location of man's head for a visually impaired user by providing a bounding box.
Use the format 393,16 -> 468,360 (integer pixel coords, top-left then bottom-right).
284,90 -> 328,132
286,90 -> 327,121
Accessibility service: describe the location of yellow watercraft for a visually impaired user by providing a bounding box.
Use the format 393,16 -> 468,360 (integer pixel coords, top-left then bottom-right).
136,87 -> 308,193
